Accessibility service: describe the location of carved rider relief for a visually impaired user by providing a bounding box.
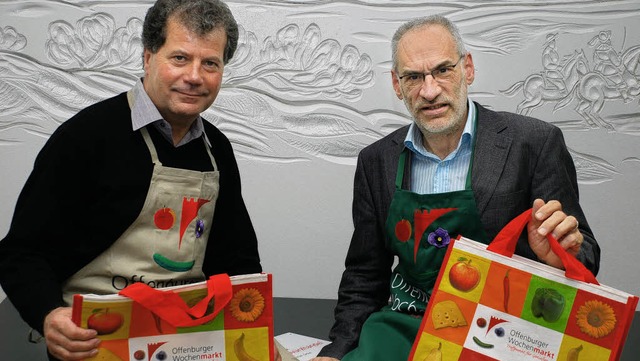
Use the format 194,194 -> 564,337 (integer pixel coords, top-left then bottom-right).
502,31 -> 640,132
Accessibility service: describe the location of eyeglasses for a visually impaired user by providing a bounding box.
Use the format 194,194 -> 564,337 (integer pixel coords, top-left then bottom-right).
397,55 -> 465,89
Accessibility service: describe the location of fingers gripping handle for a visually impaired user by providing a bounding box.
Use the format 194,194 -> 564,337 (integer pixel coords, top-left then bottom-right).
119,274 -> 233,327
486,209 -> 599,285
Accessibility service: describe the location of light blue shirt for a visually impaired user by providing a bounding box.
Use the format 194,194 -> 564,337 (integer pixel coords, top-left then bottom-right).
403,99 -> 476,194
129,79 -> 208,147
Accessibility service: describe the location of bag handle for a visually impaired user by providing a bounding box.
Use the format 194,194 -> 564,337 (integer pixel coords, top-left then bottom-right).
119,274 -> 233,327
486,209 -> 599,285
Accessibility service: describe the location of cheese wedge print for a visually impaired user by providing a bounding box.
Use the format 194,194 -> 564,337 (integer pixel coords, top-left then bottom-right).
432,300 -> 467,329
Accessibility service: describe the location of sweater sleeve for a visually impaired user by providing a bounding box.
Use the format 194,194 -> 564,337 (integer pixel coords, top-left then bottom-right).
0,93 -> 140,335
0,119 -> 96,334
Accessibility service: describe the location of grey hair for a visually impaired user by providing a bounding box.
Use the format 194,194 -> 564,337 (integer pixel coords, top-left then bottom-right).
142,0 -> 239,64
391,15 -> 467,72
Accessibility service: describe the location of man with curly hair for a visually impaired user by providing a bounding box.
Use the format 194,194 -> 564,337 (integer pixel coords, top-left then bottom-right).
0,1 -> 270,360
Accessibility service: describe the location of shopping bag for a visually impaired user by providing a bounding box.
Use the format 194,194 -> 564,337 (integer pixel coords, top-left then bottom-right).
72,273 -> 274,361
409,209 -> 637,361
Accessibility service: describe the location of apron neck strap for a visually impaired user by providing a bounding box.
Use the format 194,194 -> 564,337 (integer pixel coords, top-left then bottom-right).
201,132 -> 218,171
395,149 -> 408,190
465,110 -> 479,189
140,127 -> 162,165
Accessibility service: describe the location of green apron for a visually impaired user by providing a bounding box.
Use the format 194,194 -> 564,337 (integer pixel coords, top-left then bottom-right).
343,126 -> 488,361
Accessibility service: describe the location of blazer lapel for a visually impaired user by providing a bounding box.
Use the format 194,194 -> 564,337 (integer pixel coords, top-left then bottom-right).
472,103 -> 512,214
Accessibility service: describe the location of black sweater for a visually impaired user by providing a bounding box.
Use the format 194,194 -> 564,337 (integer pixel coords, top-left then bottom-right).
0,92 -> 262,334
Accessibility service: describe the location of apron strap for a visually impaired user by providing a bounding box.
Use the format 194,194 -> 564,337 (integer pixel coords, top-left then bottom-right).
127,89 -> 163,166
464,109 -> 479,190
201,131 -> 218,172
395,149 -> 408,189
140,127 -> 162,166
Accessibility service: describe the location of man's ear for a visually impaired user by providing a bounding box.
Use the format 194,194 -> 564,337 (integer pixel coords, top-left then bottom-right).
391,70 -> 404,100
463,53 -> 475,85
143,49 -> 152,74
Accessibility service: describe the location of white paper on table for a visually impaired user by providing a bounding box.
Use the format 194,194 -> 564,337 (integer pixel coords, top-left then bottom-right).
275,332 -> 331,361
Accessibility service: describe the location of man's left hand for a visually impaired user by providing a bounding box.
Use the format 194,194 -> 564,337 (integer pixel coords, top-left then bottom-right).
527,198 -> 583,269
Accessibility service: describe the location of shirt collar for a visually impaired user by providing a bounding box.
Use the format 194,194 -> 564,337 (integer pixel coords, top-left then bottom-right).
404,99 -> 476,160
129,78 -> 207,147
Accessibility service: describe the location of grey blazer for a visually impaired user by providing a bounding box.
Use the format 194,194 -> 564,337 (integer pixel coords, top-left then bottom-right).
318,102 -> 600,359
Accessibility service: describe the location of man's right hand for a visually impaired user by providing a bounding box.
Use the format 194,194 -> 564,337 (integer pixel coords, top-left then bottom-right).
44,307 -> 100,360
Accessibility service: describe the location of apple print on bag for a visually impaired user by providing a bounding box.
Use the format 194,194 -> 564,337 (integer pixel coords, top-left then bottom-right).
449,257 -> 481,292
443,249 -> 491,303
88,308 -> 124,335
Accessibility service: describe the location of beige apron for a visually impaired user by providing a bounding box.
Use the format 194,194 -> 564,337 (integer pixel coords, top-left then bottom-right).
62,115 -> 219,305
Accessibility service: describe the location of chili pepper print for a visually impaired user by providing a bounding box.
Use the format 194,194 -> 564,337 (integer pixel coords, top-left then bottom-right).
503,269 -> 510,313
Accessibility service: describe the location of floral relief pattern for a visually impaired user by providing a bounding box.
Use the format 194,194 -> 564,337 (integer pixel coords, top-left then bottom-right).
0,9 -> 384,164
0,26 -> 26,51
46,13 -> 143,73
0,0 -> 638,173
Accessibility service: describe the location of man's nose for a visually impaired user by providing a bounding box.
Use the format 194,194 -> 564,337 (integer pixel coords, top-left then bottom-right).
184,62 -> 204,84
418,75 -> 442,100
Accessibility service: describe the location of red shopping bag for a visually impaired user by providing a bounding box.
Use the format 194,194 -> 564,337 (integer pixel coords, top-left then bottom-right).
409,210 -> 637,361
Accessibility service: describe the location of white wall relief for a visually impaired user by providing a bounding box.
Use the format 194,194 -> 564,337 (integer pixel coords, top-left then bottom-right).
209,22 -> 385,164
46,14 -> 143,73
0,26 -> 26,51
502,31 -> 640,132
1,1 -> 639,307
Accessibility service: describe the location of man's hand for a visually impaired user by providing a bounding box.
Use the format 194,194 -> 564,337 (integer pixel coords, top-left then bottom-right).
310,358 -> 340,361
527,199 -> 583,269
44,307 -> 100,360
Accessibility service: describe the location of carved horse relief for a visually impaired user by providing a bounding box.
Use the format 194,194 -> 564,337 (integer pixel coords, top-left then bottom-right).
500,50 -> 589,115
557,44 -> 640,130
502,33 -> 640,131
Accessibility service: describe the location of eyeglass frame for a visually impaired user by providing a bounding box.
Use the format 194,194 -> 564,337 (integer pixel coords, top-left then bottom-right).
396,54 -> 466,88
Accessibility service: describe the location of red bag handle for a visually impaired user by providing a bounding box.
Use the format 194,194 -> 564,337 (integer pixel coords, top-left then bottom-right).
119,274 -> 233,327
486,209 -> 599,285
